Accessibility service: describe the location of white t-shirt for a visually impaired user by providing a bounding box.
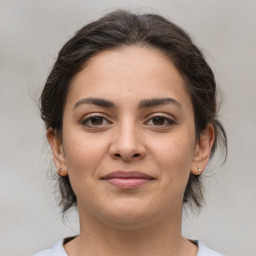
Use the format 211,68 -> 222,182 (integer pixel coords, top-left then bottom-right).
32,239 -> 225,256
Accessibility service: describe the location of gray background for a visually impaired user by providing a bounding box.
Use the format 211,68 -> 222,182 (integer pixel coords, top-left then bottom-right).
0,1 -> 255,255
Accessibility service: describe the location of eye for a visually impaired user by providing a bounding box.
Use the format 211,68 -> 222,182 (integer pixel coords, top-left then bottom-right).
81,115 -> 111,127
146,115 -> 176,127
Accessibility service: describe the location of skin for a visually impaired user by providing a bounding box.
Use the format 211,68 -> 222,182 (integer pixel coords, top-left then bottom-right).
47,46 -> 214,256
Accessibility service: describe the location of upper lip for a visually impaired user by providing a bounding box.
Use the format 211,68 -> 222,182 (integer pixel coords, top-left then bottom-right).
101,171 -> 154,180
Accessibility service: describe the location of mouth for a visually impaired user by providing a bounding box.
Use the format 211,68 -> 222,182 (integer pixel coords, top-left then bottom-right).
100,171 -> 155,188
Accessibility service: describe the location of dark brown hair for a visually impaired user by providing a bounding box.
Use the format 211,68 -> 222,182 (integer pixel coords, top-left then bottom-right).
41,9 -> 227,213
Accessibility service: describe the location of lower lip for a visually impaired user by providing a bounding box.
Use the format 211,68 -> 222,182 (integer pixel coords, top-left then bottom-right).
104,178 -> 152,188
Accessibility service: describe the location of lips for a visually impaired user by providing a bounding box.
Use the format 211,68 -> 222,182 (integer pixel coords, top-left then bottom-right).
101,171 -> 154,188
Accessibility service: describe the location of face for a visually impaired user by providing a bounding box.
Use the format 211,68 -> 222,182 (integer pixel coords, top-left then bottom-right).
48,46 -> 213,229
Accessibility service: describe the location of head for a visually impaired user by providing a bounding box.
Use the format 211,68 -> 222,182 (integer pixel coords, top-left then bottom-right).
41,10 -> 227,215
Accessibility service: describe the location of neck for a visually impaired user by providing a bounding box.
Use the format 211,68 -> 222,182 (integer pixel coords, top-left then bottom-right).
64,204 -> 197,256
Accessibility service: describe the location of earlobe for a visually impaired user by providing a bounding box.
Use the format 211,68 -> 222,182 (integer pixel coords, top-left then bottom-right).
46,128 -> 68,176
191,124 -> 215,176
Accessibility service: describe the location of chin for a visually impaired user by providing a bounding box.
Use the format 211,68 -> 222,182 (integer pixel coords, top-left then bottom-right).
103,214 -> 153,230
98,199 -> 157,230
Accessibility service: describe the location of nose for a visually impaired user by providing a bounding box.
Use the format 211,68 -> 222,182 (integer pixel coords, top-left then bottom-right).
109,122 -> 146,162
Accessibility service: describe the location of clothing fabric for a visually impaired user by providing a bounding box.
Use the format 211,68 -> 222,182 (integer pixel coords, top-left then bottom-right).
32,239 -> 225,256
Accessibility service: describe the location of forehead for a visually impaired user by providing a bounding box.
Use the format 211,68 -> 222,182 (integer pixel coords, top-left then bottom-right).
67,46 -> 192,110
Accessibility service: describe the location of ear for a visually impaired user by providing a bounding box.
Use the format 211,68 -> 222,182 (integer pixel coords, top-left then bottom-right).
46,128 -> 68,176
191,124 -> 215,175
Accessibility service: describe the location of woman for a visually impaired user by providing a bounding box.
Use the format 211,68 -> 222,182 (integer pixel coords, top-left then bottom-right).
33,9 -> 227,256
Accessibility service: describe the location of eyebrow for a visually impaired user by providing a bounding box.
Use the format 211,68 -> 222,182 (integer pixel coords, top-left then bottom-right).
73,98 -> 116,110
139,98 -> 182,109
73,97 -> 182,110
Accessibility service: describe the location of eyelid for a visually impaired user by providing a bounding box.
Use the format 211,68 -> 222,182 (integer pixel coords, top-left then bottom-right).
144,113 -> 177,126
80,113 -> 113,126
81,112 -> 112,120
145,112 -> 176,121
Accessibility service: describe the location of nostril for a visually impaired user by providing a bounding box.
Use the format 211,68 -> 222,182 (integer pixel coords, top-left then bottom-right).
113,153 -> 141,159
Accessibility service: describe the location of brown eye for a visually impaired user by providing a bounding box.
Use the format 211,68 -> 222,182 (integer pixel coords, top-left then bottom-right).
81,115 -> 111,127
152,116 -> 165,126
145,115 -> 176,127
90,116 -> 104,125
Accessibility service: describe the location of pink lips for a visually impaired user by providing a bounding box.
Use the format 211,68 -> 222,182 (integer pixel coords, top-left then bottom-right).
101,171 -> 154,188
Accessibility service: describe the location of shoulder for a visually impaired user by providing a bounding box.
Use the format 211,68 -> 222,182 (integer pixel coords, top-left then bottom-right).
197,240 -> 226,256
32,240 -> 67,256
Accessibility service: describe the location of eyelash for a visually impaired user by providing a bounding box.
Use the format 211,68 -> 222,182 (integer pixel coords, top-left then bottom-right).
145,115 -> 176,127
81,114 -> 112,127
80,114 -> 176,128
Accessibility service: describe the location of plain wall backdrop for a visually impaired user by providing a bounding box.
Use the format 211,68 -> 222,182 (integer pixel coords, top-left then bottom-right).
0,1 -> 255,255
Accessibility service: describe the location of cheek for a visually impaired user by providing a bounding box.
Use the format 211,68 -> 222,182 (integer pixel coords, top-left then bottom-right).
62,131 -> 109,201
145,132 -> 196,211
152,131 -> 195,178
63,130 -> 108,176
